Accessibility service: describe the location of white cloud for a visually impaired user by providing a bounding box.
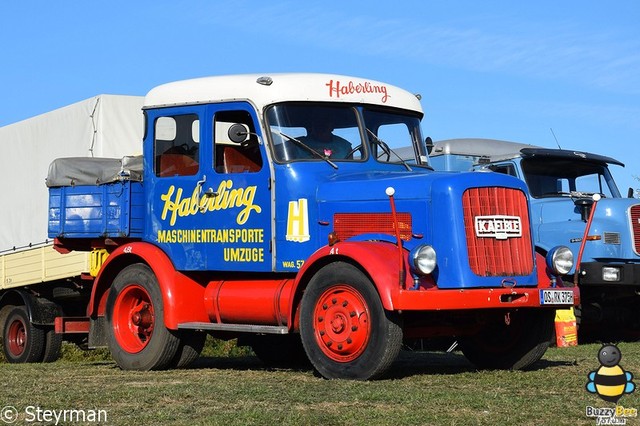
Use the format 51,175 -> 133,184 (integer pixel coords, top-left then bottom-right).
203,2 -> 640,95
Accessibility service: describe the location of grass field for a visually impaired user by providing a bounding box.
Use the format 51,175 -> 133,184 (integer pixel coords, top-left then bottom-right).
1,338 -> 638,425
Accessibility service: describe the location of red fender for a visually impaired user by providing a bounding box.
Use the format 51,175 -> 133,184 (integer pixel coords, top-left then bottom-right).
88,242 -> 208,329
292,241 -> 405,322
535,252 -> 552,288
535,251 -> 580,303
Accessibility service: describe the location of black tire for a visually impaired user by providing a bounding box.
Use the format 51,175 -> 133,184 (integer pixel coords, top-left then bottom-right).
300,262 -> 403,380
249,334 -> 310,368
574,305 -> 582,328
41,326 -> 63,363
105,264 -> 180,371
459,309 -> 554,370
170,331 -> 206,369
2,306 -> 46,363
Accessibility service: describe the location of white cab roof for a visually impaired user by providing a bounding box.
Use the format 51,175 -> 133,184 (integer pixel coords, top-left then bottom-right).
144,73 -> 423,114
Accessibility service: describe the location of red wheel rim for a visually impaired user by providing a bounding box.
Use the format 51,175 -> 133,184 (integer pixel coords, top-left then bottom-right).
112,284 -> 155,354
7,317 -> 27,357
313,285 -> 371,362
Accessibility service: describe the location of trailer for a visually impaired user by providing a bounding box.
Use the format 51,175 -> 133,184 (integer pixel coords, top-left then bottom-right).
3,75 -> 578,379
0,95 -> 143,361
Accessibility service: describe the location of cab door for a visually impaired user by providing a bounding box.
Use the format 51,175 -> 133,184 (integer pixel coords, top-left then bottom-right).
145,102 -> 272,271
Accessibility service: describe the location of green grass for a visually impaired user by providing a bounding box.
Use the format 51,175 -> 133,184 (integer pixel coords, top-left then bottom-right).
1,338 -> 638,425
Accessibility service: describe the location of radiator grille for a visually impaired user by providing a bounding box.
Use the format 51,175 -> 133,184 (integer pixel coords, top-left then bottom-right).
333,213 -> 412,241
630,205 -> 640,255
463,187 -> 534,276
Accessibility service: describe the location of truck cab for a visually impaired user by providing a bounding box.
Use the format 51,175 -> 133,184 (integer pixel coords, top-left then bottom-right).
430,138 -> 639,329
42,76 -> 578,379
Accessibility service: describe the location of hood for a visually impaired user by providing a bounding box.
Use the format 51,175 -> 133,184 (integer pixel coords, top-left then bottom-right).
316,169 -> 529,203
533,197 -> 640,262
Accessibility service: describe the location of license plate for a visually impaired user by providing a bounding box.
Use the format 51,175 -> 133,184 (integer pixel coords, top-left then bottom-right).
540,289 -> 574,305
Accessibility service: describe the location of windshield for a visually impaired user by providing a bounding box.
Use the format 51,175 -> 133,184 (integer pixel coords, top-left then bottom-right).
521,158 -> 621,198
265,103 -> 426,165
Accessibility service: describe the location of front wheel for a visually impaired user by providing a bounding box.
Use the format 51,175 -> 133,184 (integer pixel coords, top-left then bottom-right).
300,262 -> 402,380
459,309 -> 554,370
106,264 -> 180,370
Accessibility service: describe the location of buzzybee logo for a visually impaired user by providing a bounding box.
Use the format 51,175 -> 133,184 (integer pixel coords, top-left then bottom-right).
585,345 -> 637,425
586,344 -> 635,403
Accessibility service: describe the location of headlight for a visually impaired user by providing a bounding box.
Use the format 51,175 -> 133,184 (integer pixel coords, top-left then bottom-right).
602,266 -> 622,282
546,246 -> 574,275
410,245 -> 437,275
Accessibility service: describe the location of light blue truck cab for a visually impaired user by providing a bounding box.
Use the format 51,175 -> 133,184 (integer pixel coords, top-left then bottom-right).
429,138 -> 640,329
43,76 -> 577,379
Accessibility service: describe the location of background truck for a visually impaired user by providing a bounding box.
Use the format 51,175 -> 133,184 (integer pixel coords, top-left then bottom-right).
429,138 -> 639,332
4,75 -> 577,380
0,94 -> 143,361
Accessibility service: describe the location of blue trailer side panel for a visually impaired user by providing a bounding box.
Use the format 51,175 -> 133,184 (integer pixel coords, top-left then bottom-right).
48,181 -> 144,239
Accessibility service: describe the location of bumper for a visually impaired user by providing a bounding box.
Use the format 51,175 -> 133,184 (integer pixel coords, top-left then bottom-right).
579,262 -> 640,286
393,286 -> 580,311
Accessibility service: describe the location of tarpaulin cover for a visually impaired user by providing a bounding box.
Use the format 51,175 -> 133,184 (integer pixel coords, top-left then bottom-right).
0,95 -> 144,252
46,156 -> 143,187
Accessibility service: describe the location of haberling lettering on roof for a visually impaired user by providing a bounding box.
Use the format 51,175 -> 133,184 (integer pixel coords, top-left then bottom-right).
325,79 -> 389,103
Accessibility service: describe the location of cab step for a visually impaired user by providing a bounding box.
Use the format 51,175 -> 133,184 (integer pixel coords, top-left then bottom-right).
177,322 -> 288,334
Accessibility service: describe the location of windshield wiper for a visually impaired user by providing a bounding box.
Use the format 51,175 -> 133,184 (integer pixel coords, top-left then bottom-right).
276,131 -> 338,169
570,191 -> 604,199
366,129 -> 412,171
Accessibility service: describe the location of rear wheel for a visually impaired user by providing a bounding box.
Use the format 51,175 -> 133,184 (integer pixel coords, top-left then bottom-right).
300,262 -> 402,380
249,334 -> 310,368
170,331 -> 206,369
106,264 -> 180,370
41,327 -> 63,363
459,309 -> 554,370
2,306 -> 45,363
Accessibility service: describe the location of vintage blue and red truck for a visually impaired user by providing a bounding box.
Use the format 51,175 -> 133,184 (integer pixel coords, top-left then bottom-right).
2,75 -> 578,379
429,138 -> 639,330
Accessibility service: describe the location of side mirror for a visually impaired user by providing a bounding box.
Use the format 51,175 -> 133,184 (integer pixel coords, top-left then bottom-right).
228,123 -> 250,143
425,136 -> 434,155
628,187 -> 635,198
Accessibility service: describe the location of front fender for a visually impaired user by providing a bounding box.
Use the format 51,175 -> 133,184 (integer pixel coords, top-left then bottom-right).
292,241 -> 406,322
88,242 -> 208,329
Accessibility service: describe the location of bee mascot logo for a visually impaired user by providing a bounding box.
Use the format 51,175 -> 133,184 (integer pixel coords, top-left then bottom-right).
586,344 -> 635,403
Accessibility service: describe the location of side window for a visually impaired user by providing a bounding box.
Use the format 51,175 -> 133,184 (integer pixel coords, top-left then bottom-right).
489,163 -> 517,177
154,114 -> 200,177
214,110 -> 263,173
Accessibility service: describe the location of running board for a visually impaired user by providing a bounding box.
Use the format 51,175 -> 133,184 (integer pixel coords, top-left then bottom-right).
178,322 -> 289,334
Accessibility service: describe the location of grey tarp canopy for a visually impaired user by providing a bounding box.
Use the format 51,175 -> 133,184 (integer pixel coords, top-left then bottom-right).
46,156 -> 143,187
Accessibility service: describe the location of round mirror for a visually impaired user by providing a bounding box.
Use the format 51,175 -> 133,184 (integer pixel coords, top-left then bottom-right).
227,123 -> 249,143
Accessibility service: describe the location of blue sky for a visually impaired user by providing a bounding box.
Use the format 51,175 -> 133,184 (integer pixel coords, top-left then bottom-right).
1,1 -> 639,191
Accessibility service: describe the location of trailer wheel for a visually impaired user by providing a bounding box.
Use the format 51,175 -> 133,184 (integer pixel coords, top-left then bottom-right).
41,327 -> 63,363
106,264 -> 180,370
2,306 -> 45,363
459,309 -> 554,370
300,262 -> 402,380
